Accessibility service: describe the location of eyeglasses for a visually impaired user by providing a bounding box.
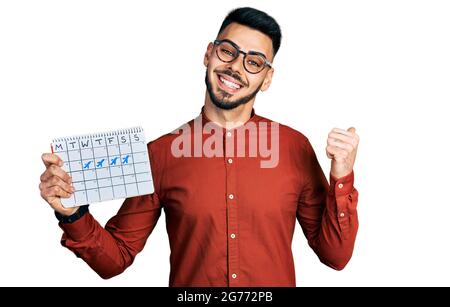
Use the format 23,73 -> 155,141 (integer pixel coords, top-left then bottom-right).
213,39 -> 272,74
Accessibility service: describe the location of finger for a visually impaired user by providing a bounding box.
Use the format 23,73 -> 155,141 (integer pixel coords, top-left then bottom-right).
332,128 -> 356,137
46,196 -> 62,208
40,165 -> 72,183
328,132 -> 354,145
42,153 -> 63,168
327,139 -> 353,151
41,186 -> 72,199
40,165 -> 71,183
40,176 -> 74,194
326,146 -> 348,159
347,127 -> 356,133
326,148 -> 334,159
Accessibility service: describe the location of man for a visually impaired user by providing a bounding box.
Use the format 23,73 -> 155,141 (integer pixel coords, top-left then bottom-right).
39,7 -> 359,286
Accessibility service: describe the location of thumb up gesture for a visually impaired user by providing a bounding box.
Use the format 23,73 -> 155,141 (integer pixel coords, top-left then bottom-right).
326,127 -> 360,179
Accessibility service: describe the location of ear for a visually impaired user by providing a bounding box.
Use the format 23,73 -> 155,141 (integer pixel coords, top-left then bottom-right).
204,42 -> 214,67
260,68 -> 274,92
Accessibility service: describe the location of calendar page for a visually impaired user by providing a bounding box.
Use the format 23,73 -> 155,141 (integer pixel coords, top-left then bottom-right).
51,127 -> 154,207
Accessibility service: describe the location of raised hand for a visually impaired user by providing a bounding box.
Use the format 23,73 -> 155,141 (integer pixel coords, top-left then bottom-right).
326,127 -> 359,179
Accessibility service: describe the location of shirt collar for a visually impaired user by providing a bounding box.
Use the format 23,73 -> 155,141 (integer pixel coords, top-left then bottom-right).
199,106 -> 261,132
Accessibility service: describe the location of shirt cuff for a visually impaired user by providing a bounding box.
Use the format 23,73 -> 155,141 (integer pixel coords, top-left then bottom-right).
55,205 -> 89,224
329,171 -> 355,196
58,210 -> 95,242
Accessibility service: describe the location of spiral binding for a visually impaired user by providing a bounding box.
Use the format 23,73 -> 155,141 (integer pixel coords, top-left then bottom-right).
52,127 -> 143,143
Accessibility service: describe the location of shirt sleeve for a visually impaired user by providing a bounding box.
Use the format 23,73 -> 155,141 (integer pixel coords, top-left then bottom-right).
297,139 -> 359,270
58,193 -> 161,279
57,141 -> 163,279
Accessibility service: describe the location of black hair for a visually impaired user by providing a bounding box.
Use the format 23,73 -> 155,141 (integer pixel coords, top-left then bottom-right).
218,7 -> 282,57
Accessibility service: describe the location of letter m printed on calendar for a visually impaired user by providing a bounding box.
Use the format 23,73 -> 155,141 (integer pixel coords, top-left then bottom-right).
51,127 -> 154,207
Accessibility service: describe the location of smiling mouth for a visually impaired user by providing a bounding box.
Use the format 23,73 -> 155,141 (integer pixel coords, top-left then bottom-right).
217,74 -> 243,93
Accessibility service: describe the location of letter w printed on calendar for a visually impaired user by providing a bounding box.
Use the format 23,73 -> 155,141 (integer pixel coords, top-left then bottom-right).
51,127 -> 154,207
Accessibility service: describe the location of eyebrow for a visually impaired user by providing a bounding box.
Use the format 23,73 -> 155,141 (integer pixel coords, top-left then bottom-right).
221,38 -> 270,60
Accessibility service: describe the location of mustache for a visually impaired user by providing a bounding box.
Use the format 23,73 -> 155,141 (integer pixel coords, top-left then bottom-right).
214,69 -> 248,87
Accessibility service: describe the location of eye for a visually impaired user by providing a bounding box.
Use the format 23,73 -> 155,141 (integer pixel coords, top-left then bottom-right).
221,48 -> 235,57
247,59 -> 262,67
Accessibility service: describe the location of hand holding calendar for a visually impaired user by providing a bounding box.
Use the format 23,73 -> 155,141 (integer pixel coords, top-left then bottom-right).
40,127 -> 155,215
40,153 -> 79,216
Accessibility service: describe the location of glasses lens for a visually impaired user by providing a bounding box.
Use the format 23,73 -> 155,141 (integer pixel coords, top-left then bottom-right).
244,54 -> 266,74
216,41 -> 238,62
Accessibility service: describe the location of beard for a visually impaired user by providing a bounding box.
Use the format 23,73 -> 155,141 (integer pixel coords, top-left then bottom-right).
205,69 -> 263,110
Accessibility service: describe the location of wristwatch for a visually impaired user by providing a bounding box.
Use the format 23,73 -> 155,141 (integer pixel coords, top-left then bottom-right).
54,205 -> 89,224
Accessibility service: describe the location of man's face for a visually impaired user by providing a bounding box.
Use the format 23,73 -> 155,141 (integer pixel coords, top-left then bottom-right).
204,23 -> 274,110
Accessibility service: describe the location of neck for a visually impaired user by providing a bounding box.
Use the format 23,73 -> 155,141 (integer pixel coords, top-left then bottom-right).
203,92 -> 255,129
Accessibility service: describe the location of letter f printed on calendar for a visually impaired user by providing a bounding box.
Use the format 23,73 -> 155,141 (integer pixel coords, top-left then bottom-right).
51,127 -> 154,207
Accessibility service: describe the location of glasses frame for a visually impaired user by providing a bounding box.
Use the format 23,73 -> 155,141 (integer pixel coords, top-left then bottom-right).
213,39 -> 273,74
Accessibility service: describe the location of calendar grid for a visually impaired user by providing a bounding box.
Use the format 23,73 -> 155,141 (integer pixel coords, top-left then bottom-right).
90,135 -> 100,202
92,135 -> 104,202
105,135 -> 115,200
130,134 -> 140,195
117,133 -> 128,197
64,139 -> 75,205
51,127 -> 154,207
78,137 -> 88,204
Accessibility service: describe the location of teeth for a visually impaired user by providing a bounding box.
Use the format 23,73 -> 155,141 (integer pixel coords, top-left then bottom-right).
220,76 -> 241,89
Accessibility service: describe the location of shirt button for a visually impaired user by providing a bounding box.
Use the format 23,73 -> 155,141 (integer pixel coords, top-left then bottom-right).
226,131 -> 232,137
338,183 -> 344,189
339,212 -> 345,218
230,233 -> 236,239
232,273 -> 237,279
228,194 -> 234,200
227,158 -> 233,164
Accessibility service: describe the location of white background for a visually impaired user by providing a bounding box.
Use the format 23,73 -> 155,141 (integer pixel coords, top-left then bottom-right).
1,0 -> 449,286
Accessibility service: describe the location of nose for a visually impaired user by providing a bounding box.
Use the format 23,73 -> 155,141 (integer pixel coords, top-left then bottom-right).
226,52 -> 246,76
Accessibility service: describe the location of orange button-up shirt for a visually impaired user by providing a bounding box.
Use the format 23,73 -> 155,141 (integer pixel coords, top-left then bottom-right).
59,108 -> 359,286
